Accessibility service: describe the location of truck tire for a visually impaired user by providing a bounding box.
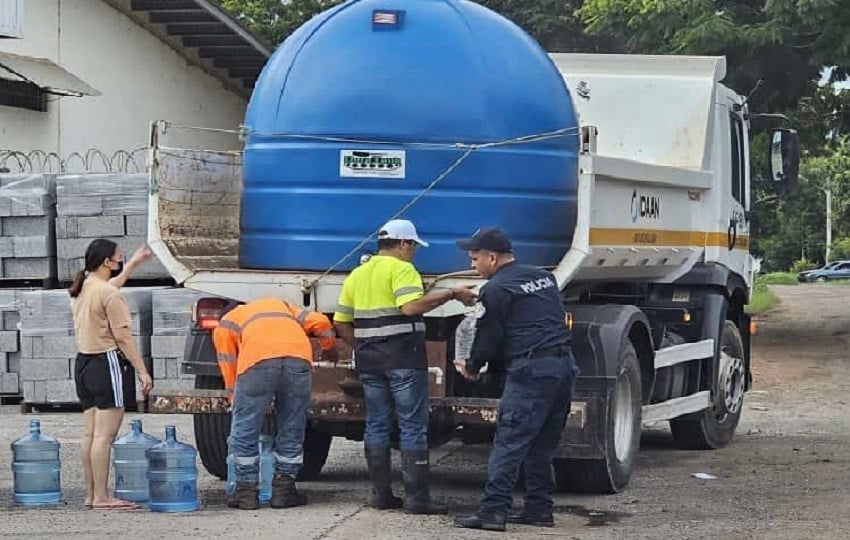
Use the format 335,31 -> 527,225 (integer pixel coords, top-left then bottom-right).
193,375 -> 230,480
670,320 -> 745,449
554,341 -> 642,494
297,428 -> 333,481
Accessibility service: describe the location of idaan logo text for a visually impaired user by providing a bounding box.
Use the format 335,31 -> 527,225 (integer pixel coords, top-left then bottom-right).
630,190 -> 661,222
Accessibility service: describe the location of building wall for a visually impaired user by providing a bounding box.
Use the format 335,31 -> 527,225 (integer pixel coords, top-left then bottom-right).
0,0 -> 248,163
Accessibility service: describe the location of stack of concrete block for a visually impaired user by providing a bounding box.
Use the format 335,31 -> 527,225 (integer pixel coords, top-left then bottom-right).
0,174 -> 57,281
150,288 -> 210,391
55,174 -> 169,282
19,288 -> 156,405
0,289 -> 28,396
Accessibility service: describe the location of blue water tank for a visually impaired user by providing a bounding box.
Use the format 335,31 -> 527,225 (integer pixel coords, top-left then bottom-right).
239,0 -> 579,274
11,419 -> 61,505
146,425 -> 200,512
112,419 -> 161,503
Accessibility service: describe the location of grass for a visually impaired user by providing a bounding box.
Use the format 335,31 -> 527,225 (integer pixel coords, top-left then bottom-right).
746,282 -> 780,315
756,272 -> 798,285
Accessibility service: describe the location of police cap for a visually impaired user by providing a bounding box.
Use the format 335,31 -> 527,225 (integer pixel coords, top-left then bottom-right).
456,227 -> 513,253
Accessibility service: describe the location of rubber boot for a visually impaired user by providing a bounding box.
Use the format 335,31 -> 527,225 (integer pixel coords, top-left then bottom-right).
401,450 -> 447,515
227,483 -> 260,510
270,473 -> 307,508
365,446 -> 403,509
454,510 -> 507,531
506,510 -> 555,527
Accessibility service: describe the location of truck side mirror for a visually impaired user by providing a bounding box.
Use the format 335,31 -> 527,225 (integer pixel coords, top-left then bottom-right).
768,129 -> 800,196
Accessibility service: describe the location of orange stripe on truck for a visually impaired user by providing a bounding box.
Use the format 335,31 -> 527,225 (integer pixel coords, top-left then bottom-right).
589,228 -> 750,250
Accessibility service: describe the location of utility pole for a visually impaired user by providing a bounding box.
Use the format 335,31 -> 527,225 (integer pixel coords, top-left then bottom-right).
825,177 -> 832,264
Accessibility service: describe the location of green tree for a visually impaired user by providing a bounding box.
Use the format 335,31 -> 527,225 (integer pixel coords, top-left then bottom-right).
220,0 -> 344,45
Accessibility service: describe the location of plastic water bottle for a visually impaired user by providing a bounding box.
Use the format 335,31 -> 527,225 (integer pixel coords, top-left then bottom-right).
146,425 -> 200,512
11,419 -> 61,505
454,311 -> 478,363
112,419 -> 161,502
259,435 -> 273,503
226,435 -> 274,504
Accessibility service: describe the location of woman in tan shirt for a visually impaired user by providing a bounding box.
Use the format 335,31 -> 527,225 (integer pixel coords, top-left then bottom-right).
69,238 -> 154,510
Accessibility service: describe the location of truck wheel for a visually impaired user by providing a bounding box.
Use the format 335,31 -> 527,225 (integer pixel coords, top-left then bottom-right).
554,341 -> 642,494
670,320 -> 745,449
193,375 -> 230,480
297,428 -> 333,481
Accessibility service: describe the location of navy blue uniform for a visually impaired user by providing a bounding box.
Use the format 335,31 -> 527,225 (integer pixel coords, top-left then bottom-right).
467,261 -> 578,519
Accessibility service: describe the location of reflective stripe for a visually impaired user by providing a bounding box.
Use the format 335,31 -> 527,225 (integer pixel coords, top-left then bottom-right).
273,452 -> 303,465
394,286 -> 423,298
234,455 -> 259,466
335,304 -> 354,315
354,307 -> 402,318
218,319 -> 241,333
217,352 -> 237,363
354,322 -> 426,338
241,311 -> 296,329
296,310 -> 309,325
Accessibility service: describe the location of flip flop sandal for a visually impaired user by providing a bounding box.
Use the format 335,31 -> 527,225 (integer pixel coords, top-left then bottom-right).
92,500 -> 141,510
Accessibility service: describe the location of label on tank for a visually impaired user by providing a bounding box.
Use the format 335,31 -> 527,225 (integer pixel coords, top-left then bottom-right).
340,150 -> 406,179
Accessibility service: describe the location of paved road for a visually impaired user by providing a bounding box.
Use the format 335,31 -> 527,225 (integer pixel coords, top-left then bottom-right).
1,284 -> 849,539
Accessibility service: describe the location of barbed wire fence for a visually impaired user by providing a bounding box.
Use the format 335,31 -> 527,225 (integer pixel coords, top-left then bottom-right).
0,147 -> 150,174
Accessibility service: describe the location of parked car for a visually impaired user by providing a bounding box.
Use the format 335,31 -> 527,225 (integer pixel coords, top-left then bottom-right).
799,260 -> 850,282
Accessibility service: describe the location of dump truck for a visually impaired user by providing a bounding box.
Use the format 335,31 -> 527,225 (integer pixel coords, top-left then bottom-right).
145,50 -> 799,495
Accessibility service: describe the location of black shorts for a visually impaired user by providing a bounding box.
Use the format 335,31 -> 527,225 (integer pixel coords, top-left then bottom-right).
74,350 -> 137,411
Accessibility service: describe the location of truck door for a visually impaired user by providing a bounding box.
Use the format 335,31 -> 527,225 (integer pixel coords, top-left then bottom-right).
724,104 -> 751,280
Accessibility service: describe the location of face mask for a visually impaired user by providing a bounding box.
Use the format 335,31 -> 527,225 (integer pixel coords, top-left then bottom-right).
110,260 -> 124,279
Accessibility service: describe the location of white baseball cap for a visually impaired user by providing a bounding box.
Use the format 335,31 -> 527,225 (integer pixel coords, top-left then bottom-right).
377,219 -> 429,247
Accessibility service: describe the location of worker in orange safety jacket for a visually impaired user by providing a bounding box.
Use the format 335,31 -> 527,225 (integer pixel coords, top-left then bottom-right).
212,296 -> 338,510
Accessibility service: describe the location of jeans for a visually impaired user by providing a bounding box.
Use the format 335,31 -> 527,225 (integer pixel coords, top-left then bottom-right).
229,357 -> 312,484
480,354 -> 577,517
360,368 -> 429,452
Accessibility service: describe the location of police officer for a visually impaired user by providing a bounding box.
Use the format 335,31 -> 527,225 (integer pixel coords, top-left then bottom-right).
452,228 -> 578,532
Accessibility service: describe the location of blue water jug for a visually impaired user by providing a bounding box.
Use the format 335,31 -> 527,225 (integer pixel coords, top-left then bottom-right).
112,419 -> 161,503
226,434 -> 274,504
146,425 -> 200,512
11,419 -> 61,505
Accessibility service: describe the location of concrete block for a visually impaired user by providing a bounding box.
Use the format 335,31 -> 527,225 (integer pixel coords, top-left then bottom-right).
55,216 -> 77,239
153,358 -> 166,380
8,352 -> 20,373
151,336 -> 184,358
40,337 -> 78,359
0,237 -> 12,258
4,311 -> 20,331
2,216 -> 52,237
20,357 -> 70,381
3,257 -> 55,279
0,330 -> 18,352
13,235 -> 51,258
0,196 -> 11,217
10,194 -> 50,217
44,380 -> 78,403
20,336 -> 37,357
23,381 -> 45,403
0,372 -> 19,394
77,215 -> 126,238
0,351 -> 7,372
57,196 -> 102,217
125,215 -> 147,237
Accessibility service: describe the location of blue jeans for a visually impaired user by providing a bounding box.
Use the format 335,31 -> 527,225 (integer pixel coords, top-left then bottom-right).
360,368 -> 429,452
481,354 -> 577,517
229,357 -> 312,483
